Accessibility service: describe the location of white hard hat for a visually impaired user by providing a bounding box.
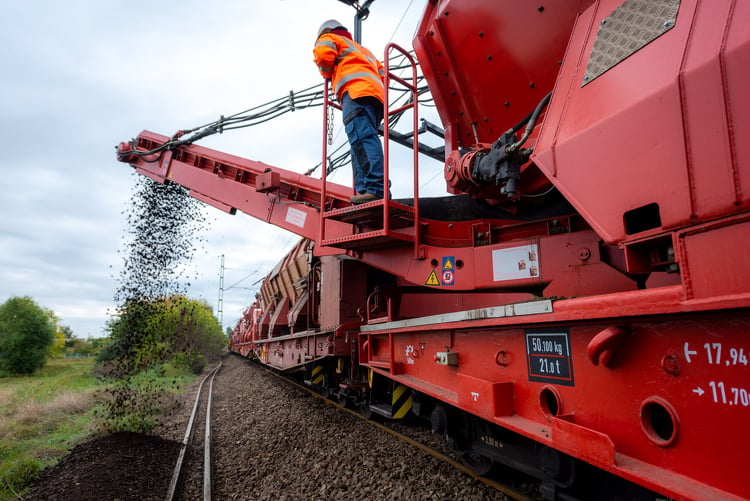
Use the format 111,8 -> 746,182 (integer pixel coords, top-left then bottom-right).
318,19 -> 345,38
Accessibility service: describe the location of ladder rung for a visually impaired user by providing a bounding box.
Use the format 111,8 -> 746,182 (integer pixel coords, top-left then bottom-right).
321,229 -> 413,250
323,200 -> 414,228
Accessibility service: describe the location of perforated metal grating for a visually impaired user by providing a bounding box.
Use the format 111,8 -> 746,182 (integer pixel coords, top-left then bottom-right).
582,0 -> 680,86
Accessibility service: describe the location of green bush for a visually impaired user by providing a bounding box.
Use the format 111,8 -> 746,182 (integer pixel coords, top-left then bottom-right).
0,297 -> 55,375
96,295 -> 224,432
102,295 -> 224,376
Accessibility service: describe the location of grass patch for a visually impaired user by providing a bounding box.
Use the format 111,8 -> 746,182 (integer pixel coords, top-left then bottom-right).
0,457 -> 42,499
0,358 -> 197,500
0,358 -> 101,500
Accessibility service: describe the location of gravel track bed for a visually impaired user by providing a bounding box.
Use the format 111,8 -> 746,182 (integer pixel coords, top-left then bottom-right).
209,354 -> 505,500
23,353 -> 508,500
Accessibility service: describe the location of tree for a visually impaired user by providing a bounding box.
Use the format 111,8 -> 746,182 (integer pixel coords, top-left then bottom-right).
141,296 -> 225,374
60,325 -> 74,342
102,295 -> 225,375
41,308 -> 67,357
67,338 -> 95,356
49,329 -> 66,357
0,296 -> 56,375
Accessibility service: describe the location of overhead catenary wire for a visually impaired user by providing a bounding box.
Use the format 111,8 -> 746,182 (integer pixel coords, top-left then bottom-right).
385,0 -> 416,46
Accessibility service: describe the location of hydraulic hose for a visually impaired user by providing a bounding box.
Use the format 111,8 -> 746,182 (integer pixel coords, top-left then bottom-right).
506,92 -> 552,153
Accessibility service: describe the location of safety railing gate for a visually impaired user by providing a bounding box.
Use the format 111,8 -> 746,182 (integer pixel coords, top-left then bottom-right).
319,43 -> 422,259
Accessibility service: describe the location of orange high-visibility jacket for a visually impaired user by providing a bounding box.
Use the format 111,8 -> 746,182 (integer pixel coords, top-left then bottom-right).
313,32 -> 385,103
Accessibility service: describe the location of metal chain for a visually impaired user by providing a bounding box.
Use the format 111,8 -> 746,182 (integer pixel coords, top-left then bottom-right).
327,102 -> 334,146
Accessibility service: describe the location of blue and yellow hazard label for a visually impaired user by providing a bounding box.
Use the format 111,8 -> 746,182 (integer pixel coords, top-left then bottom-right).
425,256 -> 457,286
442,256 -> 455,286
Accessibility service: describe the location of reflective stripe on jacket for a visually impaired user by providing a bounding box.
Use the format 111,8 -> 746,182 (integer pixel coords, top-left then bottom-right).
313,33 -> 385,103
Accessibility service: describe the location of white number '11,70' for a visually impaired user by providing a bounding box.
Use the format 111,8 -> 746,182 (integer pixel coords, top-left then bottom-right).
708,381 -> 750,407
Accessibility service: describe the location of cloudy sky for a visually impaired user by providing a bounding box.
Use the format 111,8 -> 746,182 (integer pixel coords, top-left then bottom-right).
0,0 -> 444,338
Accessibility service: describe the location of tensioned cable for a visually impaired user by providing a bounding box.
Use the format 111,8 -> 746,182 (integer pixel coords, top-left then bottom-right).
127,56 -> 429,154
124,35 -> 435,178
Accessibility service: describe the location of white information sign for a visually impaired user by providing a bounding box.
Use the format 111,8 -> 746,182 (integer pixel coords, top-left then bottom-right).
285,207 -> 307,228
492,244 -> 539,281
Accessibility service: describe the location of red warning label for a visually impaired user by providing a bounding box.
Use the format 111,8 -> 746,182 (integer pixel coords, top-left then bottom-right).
442,270 -> 454,285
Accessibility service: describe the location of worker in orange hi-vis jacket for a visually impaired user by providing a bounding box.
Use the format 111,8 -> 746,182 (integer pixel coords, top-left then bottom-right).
313,19 -> 389,204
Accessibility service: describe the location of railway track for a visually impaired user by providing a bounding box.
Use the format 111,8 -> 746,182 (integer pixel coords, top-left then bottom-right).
162,354 -> 538,500
251,357 -> 539,501
166,361 -> 222,501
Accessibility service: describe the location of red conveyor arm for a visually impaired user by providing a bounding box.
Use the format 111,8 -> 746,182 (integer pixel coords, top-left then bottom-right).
117,130 -> 356,246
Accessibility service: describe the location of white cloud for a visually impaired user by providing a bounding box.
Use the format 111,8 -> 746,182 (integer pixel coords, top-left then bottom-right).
0,0 -> 434,337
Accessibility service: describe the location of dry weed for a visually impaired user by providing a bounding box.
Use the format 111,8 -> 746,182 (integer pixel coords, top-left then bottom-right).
14,391 -> 95,425
0,387 -> 14,409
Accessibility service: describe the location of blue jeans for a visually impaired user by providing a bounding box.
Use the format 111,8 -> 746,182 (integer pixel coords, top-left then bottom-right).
342,93 -> 387,198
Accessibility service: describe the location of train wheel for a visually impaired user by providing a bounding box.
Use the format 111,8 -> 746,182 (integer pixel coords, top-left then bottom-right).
430,405 -> 449,435
539,446 -> 575,488
460,449 -> 493,476
359,400 -> 374,420
320,373 -> 332,399
338,389 -> 350,408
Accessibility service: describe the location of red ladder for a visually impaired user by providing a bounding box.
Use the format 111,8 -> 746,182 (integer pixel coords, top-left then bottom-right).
319,43 -> 422,258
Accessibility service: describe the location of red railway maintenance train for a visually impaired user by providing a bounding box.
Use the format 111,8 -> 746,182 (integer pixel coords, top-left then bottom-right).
118,0 -> 750,499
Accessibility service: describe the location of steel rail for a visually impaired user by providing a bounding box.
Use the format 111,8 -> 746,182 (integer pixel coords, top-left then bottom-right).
165,361 -> 222,501
203,362 -> 218,501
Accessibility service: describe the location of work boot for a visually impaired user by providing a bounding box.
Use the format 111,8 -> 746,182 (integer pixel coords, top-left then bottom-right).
350,192 -> 380,204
